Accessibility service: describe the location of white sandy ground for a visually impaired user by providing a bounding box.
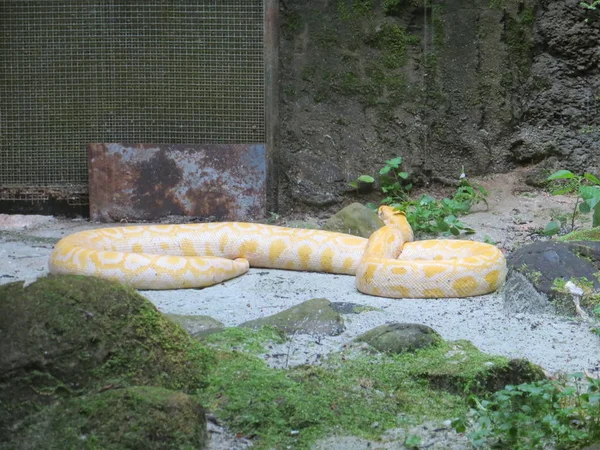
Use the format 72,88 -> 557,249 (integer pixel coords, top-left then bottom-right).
1,171 -> 600,448
1,234 -> 598,375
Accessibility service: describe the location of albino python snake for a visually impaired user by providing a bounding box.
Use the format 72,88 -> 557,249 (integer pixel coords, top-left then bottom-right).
49,206 -> 507,298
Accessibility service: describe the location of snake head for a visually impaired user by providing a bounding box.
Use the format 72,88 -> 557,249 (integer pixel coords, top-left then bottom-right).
378,205 -> 406,222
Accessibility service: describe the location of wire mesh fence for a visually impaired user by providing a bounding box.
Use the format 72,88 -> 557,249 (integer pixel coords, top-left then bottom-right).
0,1 -> 265,203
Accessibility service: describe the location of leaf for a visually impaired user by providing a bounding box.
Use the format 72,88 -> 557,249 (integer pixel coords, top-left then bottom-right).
386,157 -> 403,168
580,185 -> 600,200
547,170 -> 576,181
437,220 -> 449,232
585,195 -> 600,211
594,205 -> 600,228
349,181 -> 357,189
580,202 -> 591,214
584,173 -> 600,185
398,171 -> 409,179
419,195 -> 435,205
451,418 -> 467,433
450,226 -> 461,236
552,187 -> 574,196
379,166 -> 391,175
404,434 -> 421,448
357,175 -> 375,183
544,221 -> 561,236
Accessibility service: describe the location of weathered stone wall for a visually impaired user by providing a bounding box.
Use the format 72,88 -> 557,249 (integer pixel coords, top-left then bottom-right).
515,0 -> 600,171
278,0 -> 599,212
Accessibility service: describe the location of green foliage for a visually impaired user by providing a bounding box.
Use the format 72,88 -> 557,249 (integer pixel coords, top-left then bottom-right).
373,23 -> 408,69
545,169 -> 600,236
337,0 -> 374,20
453,373 -> 600,449
374,157 -> 488,236
382,0 -> 424,15
202,333 -> 529,449
349,174 -> 375,190
580,0 -> 600,11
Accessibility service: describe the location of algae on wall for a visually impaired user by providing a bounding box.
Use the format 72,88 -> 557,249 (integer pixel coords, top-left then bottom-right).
278,0 -> 539,211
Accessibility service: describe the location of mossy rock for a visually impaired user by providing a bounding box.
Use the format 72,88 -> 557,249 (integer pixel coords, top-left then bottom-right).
7,386 -> 207,450
239,298 -> 345,336
408,342 -> 546,396
322,203 -> 383,238
0,275 -> 214,438
355,323 -> 443,354
505,241 -> 600,315
164,313 -> 225,337
558,227 -> 600,242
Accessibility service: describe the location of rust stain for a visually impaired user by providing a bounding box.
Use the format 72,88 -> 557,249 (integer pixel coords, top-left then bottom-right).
88,143 -> 267,222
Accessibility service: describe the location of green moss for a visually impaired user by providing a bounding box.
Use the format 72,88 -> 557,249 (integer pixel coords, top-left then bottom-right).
503,6 -> 536,82
558,227 -> 600,242
383,0 -> 415,16
200,330 -> 544,449
338,0 -> 374,20
201,325 -> 287,354
12,387 -> 207,450
372,23 -> 408,69
0,275 -> 214,436
352,305 -> 383,313
551,276 -> 600,312
1,277 -> 547,450
282,10 -> 303,38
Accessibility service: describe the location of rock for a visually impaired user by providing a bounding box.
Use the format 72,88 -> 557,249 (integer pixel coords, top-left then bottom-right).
0,214 -> 55,230
322,202 -> 383,238
164,313 -> 224,336
331,302 -> 382,314
423,356 -> 546,396
285,220 -> 319,229
523,157 -> 559,188
10,387 -> 208,450
0,275 -> 213,439
354,323 -> 442,354
558,227 -> 600,242
239,298 -> 345,336
505,240 -> 600,316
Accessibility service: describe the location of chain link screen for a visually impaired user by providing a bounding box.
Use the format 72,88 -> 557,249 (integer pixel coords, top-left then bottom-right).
0,1 -> 265,203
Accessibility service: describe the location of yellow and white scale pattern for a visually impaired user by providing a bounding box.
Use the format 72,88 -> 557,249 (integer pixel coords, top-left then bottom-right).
49,206 -> 508,298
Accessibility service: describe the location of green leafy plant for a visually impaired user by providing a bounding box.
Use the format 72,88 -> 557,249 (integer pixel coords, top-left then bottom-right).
378,156 -> 411,202
453,373 -> 600,449
375,157 -> 488,236
580,0 -> 600,11
544,170 -> 600,236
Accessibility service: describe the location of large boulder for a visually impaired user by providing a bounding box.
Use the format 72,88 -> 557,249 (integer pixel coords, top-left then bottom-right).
504,240 -> 600,316
321,203 -> 383,238
0,275 -> 213,440
8,387 -> 208,450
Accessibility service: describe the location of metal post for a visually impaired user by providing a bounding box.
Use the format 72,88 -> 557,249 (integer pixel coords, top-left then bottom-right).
264,0 -> 280,214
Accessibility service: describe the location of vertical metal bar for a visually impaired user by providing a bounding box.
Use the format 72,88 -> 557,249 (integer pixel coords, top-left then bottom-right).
264,0 -> 280,214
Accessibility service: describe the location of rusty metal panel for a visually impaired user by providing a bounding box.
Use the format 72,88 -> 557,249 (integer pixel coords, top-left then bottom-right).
88,143 -> 266,222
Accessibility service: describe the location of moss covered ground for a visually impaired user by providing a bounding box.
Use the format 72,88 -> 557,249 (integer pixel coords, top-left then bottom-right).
0,275 -> 544,449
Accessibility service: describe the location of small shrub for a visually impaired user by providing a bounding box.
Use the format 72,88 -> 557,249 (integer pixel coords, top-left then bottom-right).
453,373 -> 600,449
374,157 -> 488,236
544,170 -> 600,236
